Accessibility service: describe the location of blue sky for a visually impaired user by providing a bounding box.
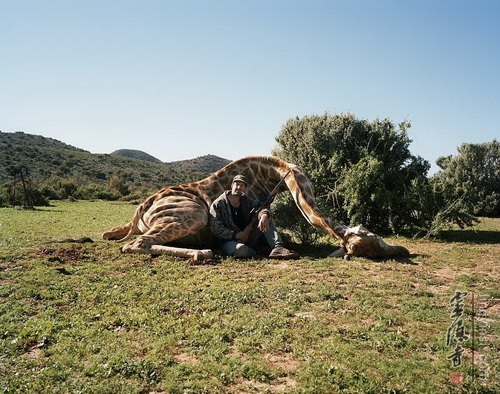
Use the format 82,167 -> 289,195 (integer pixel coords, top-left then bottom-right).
2,1 -> 499,173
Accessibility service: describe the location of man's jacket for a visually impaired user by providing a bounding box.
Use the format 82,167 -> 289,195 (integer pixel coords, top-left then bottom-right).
210,191 -> 271,242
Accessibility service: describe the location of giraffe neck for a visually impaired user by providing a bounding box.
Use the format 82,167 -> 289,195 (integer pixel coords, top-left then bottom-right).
196,156 -> 290,201
284,169 -> 347,241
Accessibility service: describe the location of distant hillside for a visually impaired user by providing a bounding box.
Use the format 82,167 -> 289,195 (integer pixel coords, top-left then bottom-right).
0,131 -> 88,154
0,131 -> 230,196
110,149 -> 231,173
111,149 -> 163,163
167,155 -> 231,173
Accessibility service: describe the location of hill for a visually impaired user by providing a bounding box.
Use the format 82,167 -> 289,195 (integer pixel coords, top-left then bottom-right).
166,154 -> 231,173
0,131 -> 230,200
110,149 -> 163,163
110,149 -> 231,173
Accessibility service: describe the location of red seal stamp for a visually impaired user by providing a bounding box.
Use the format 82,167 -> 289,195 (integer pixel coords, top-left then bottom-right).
450,371 -> 464,385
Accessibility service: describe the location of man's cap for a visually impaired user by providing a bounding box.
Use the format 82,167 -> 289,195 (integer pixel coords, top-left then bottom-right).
232,175 -> 249,185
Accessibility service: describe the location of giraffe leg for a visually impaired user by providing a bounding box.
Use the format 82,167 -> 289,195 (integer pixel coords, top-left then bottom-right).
149,245 -> 214,260
120,218 -> 214,261
102,222 -> 132,240
122,235 -> 214,261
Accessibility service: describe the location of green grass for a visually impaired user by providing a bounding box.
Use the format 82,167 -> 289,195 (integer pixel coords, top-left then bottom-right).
1,201 -> 499,393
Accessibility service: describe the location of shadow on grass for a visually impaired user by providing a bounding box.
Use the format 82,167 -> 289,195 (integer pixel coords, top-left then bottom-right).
28,207 -> 65,213
438,230 -> 500,244
367,255 -> 419,265
293,242 -> 419,265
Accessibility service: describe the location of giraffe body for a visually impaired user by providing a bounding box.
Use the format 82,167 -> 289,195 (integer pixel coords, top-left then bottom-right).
103,156 -> 409,260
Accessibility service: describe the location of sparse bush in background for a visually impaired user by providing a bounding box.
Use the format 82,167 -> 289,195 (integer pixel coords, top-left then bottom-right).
432,140 -> 500,218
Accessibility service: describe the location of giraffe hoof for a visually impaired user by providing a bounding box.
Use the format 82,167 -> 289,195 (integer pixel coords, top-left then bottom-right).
121,244 -> 133,253
195,249 -> 214,260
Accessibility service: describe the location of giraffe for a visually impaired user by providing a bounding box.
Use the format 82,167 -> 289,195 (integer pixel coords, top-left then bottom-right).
103,156 -> 410,260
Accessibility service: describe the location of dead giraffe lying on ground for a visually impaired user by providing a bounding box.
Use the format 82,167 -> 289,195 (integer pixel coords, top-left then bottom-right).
103,156 -> 409,261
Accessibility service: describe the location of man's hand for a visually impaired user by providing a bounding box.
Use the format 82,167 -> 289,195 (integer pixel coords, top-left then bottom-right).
236,222 -> 254,243
235,231 -> 249,243
257,213 -> 270,232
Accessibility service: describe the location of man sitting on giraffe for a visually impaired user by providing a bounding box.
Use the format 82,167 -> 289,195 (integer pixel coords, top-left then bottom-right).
210,174 -> 298,259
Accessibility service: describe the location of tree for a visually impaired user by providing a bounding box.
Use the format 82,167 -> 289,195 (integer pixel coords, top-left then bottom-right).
107,175 -> 131,200
273,113 -> 433,236
432,140 -> 500,218
2,166 -> 49,208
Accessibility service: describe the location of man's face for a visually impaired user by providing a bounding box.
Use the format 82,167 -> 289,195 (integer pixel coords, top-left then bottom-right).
231,181 -> 247,196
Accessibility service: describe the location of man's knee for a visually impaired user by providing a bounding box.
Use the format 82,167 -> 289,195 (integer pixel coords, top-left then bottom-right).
234,244 -> 255,258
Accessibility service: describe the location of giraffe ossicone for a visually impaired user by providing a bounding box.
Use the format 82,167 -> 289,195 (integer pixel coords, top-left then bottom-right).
103,156 -> 409,260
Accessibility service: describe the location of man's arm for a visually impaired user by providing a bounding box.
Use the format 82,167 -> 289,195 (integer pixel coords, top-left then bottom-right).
209,199 -> 237,241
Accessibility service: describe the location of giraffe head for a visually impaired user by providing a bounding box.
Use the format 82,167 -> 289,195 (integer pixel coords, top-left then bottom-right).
338,225 -> 410,258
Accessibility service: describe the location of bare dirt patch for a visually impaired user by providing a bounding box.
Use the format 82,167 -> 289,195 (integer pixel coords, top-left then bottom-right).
294,311 -> 316,319
173,352 -> 199,365
228,377 -> 297,394
31,247 -> 90,265
264,352 -> 300,373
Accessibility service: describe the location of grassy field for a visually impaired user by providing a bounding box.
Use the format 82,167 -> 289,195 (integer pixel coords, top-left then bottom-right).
1,200 -> 499,393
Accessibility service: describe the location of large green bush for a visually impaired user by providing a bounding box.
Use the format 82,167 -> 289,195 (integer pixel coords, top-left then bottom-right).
273,113 -> 434,236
